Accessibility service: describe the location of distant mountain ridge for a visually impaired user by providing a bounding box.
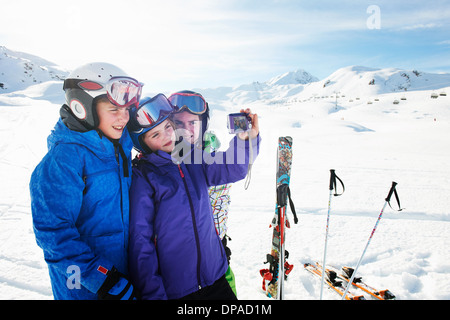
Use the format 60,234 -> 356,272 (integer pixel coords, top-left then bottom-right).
1,46 -> 449,106
199,65 -> 450,106
314,65 -> 450,95
0,46 -> 68,93
267,69 -> 319,86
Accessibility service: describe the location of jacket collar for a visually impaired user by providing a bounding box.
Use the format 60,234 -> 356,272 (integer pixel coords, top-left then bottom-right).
48,115 -> 133,160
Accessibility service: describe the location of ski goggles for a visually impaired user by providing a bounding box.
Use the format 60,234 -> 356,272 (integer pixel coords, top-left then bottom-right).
168,92 -> 207,114
105,76 -> 143,107
135,93 -> 175,128
64,76 -> 143,108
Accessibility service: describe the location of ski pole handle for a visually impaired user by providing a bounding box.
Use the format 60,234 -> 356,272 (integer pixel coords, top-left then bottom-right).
329,169 -> 336,191
276,184 -> 289,207
329,169 -> 345,196
385,181 -> 398,202
385,181 -> 403,211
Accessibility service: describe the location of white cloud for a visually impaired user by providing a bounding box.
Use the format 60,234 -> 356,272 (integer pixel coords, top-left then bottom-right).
400,23 -> 439,31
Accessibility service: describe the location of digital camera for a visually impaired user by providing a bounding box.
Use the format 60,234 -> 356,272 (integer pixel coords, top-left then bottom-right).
227,113 -> 252,134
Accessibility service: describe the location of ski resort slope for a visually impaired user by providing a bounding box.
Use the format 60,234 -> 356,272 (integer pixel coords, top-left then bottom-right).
1,63 -> 450,300
211,81 -> 450,300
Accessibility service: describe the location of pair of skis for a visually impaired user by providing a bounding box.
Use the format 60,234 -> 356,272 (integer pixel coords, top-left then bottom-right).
340,265 -> 395,300
260,137 -> 298,300
305,262 -> 365,300
305,262 -> 395,300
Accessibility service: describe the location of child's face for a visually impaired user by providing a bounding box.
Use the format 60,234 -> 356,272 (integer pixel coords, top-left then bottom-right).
143,119 -> 176,153
96,100 -> 130,140
171,111 -> 201,144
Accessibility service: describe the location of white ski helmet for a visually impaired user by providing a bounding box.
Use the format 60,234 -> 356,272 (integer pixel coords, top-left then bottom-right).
63,62 -> 143,129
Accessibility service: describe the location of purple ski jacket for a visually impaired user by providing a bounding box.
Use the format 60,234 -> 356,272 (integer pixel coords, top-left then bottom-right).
129,135 -> 260,299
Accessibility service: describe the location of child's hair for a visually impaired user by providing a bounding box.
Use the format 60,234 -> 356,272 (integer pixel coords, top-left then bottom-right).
94,95 -> 111,106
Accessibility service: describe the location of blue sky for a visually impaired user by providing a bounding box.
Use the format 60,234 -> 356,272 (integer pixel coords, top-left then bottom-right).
1,0 -> 449,93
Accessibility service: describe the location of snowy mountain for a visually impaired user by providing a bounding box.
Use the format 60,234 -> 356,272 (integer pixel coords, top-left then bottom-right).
0,46 -> 68,93
198,65 -> 450,109
194,69 -> 319,106
267,69 -> 319,86
305,65 -> 450,97
0,46 -> 69,105
1,47 -> 450,300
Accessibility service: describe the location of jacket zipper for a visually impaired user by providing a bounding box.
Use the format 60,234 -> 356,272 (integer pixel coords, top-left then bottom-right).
114,143 -> 126,249
177,164 -> 202,290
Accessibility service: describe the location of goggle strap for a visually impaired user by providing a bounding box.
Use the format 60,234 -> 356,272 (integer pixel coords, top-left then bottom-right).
176,105 -> 205,115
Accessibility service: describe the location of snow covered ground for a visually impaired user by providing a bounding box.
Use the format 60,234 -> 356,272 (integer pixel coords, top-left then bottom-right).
215,83 -> 450,300
1,55 -> 449,299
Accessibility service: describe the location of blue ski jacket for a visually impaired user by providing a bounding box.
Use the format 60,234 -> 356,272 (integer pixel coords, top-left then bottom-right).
129,135 -> 261,299
30,118 -> 133,299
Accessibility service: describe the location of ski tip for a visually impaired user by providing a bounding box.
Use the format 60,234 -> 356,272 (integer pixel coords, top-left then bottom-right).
279,136 -> 293,145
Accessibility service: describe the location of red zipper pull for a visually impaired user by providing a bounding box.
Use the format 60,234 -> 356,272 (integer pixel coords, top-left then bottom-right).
177,164 -> 184,178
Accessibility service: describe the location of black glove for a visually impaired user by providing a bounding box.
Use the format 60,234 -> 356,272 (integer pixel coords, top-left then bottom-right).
97,267 -> 140,300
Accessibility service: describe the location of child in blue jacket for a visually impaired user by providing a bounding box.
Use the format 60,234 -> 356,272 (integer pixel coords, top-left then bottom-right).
128,93 -> 260,299
30,63 -> 142,300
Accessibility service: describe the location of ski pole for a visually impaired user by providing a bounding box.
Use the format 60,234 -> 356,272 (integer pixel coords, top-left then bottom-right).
320,169 -> 344,300
341,181 -> 402,300
276,183 -> 294,300
278,204 -> 286,300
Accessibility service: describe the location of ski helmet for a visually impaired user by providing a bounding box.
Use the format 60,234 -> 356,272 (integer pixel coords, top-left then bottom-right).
168,90 -> 210,148
63,62 -> 143,129
128,94 -> 175,153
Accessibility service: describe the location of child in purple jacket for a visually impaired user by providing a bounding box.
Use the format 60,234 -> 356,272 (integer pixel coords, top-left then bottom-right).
127,93 -> 260,299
